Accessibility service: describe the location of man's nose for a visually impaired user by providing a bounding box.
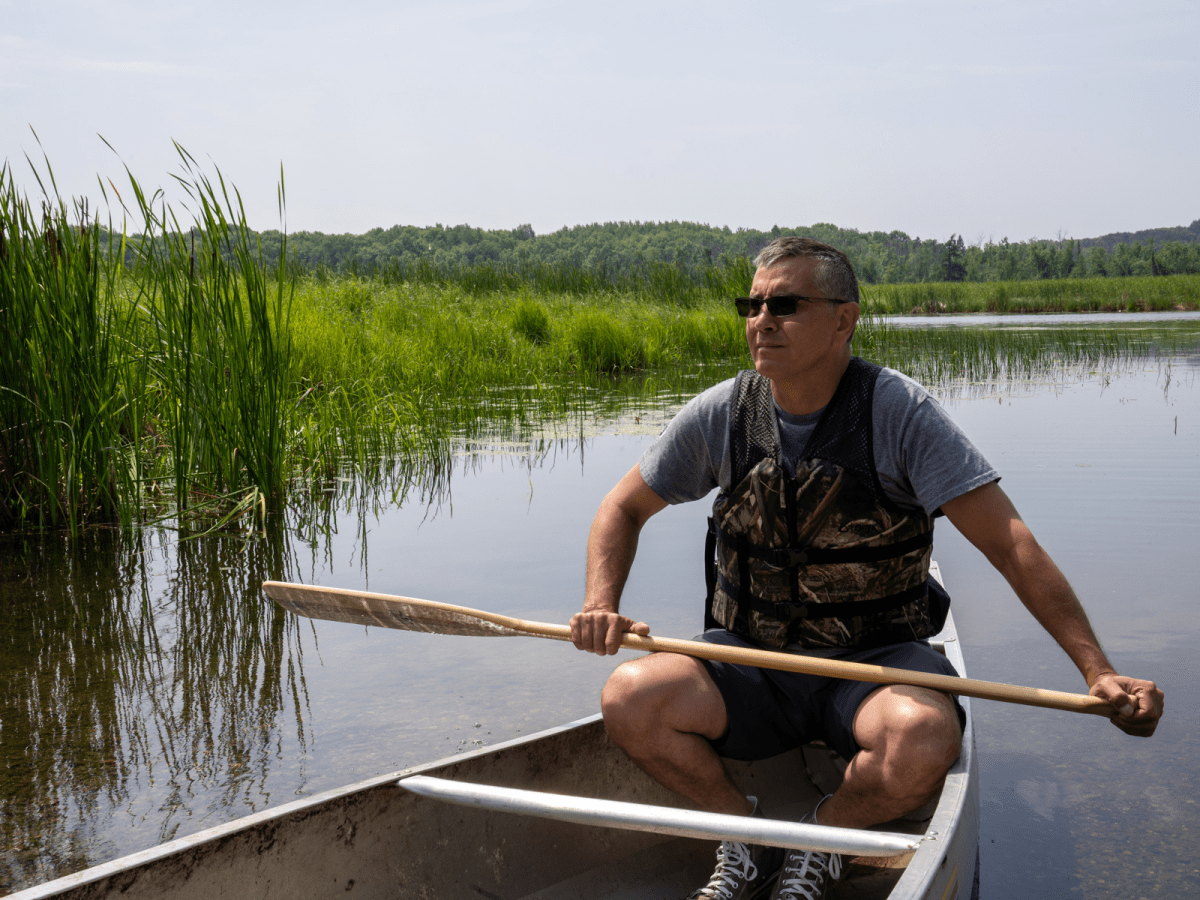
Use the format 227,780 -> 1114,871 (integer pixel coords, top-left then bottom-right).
752,311 -> 778,330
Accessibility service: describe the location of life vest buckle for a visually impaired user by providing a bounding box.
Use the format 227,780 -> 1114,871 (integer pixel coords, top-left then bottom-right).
776,601 -> 811,621
768,548 -> 809,567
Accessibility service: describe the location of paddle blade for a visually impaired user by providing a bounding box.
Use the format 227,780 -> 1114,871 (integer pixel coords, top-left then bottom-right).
262,581 -> 524,637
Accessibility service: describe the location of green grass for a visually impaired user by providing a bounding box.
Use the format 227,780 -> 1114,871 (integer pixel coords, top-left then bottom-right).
863,274 -> 1200,315
286,279 -> 748,438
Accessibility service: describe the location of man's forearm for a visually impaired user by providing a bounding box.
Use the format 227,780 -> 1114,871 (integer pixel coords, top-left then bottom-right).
572,465 -> 665,655
943,482 -> 1162,735
583,493 -> 644,613
991,528 -> 1115,687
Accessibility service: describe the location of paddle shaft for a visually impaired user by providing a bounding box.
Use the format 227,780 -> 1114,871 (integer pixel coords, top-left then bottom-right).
510,619 -> 1112,717
261,581 -> 1113,718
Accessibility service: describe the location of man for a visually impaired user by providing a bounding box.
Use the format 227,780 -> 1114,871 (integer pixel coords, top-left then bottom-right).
569,237 -> 1164,900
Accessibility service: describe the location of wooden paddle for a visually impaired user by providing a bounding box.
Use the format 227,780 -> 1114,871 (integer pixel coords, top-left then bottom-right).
262,581 -> 1113,717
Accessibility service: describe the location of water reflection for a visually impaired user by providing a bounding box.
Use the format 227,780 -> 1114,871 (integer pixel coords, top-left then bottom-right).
0,526 -> 308,889
0,434 -> 663,892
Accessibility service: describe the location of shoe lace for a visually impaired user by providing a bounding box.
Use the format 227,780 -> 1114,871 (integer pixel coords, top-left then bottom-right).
686,840 -> 758,900
772,849 -> 842,900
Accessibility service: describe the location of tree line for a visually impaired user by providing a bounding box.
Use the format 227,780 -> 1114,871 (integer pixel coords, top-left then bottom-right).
245,218 -> 1200,285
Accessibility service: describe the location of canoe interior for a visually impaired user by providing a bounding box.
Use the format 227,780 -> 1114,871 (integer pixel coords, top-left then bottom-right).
17,719 -> 908,900
17,612 -> 977,900
16,715 -> 974,900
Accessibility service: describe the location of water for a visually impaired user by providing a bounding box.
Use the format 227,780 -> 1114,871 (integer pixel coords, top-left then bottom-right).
1,338 -> 1198,896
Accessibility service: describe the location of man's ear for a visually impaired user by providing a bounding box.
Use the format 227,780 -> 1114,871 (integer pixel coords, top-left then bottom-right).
837,302 -> 860,344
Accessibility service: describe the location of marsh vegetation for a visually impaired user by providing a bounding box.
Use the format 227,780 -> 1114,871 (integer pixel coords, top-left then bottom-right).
4,159 -> 1199,535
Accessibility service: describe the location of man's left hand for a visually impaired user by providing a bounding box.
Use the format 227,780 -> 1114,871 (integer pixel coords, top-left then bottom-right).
1089,672 -> 1164,737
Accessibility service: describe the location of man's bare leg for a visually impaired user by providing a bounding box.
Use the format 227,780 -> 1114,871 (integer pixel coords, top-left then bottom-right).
600,652 -> 753,817
602,656 -> 961,827
817,684 -> 963,828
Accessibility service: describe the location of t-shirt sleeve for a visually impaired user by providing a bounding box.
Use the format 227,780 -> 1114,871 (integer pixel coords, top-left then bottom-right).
638,379 -> 734,504
873,369 -> 999,516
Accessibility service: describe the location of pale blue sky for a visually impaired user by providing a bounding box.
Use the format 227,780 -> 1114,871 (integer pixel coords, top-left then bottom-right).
3,0 -> 1197,242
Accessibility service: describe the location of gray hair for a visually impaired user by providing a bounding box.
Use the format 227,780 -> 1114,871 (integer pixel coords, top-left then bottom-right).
753,237 -> 860,304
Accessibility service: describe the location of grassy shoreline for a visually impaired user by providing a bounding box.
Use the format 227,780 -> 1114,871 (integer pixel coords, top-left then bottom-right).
862,274 -> 1200,315
5,161 -> 1200,533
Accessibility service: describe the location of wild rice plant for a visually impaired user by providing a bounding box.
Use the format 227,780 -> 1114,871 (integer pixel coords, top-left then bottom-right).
6,142 -> 1198,537
857,317 -> 1199,391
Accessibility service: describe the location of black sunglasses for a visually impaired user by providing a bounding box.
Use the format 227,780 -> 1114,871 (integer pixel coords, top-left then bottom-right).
733,295 -> 846,318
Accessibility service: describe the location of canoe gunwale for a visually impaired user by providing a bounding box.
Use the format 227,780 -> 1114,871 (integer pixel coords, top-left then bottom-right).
885,603 -> 980,899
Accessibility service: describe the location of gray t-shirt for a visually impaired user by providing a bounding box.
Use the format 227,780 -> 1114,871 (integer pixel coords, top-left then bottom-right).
640,366 -> 998,516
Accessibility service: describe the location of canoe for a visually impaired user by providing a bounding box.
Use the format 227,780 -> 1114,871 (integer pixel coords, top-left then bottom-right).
11,573 -> 978,900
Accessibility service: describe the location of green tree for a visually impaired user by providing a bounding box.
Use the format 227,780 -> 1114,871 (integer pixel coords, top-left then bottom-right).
943,234 -> 966,282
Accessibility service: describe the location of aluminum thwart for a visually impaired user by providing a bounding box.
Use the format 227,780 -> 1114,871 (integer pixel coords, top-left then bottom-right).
398,775 -> 923,857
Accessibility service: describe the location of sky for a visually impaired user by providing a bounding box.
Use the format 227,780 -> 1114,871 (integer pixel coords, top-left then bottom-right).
2,0 -> 1197,243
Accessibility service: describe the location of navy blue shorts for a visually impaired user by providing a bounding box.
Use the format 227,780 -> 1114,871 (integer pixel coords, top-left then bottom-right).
696,630 -> 964,762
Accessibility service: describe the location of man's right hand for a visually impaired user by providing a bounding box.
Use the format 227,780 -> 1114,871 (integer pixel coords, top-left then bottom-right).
569,609 -> 650,656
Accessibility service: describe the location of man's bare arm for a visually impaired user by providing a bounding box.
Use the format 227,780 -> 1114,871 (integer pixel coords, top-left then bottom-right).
570,464 -> 668,656
941,482 -> 1163,736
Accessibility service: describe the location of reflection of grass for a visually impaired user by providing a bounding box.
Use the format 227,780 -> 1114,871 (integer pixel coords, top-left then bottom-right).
0,524 -> 308,891
855,316 -> 1200,391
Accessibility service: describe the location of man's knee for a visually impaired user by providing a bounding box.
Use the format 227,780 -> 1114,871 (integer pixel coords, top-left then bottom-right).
599,660 -> 649,735
600,654 -> 726,745
855,686 -> 963,781
893,692 -> 962,769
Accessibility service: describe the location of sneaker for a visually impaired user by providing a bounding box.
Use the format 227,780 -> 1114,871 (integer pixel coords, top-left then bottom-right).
767,794 -> 841,900
685,839 -> 782,900
766,847 -> 842,900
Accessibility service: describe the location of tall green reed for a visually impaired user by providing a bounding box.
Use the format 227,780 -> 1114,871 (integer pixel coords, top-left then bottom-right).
1,145 -> 296,534
117,145 -> 294,522
0,161 -> 141,533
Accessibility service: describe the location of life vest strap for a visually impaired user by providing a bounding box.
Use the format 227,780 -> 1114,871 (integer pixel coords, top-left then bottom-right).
715,572 -> 929,622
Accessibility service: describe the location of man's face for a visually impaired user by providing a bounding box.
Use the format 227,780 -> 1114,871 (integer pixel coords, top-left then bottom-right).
745,257 -> 858,386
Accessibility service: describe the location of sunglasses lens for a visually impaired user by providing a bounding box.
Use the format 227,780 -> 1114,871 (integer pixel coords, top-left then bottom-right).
767,297 -> 799,317
734,297 -> 805,317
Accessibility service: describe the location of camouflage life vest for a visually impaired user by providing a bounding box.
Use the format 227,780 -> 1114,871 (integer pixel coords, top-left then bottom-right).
705,359 -> 947,650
